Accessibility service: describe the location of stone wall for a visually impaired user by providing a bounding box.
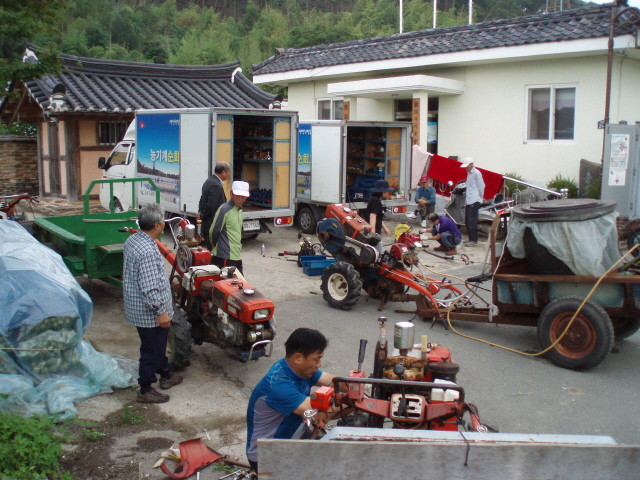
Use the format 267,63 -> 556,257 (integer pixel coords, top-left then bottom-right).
0,135 -> 38,195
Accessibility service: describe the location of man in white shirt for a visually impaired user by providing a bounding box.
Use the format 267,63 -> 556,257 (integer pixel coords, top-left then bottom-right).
461,158 -> 485,247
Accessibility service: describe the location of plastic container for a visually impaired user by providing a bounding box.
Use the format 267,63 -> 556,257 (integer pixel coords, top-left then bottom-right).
303,259 -> 336,276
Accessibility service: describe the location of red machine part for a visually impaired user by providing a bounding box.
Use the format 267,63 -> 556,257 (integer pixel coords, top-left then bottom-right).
160,438 -> 223,479
325,204 -> 377,244
211,279 -> 275,324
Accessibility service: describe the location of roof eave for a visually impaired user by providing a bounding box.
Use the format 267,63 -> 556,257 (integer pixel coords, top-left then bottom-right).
253,36 -> 632,85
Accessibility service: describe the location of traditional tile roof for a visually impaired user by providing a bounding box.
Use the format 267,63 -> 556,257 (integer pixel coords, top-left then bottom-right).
5,47 -> 274,118
252,4 -> 631,76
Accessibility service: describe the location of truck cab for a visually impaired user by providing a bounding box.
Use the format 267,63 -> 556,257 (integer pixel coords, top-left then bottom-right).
98,121 -> 136,211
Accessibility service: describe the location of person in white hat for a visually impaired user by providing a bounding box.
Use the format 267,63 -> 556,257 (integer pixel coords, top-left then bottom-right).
209,180 -> 251,274
460,158 -> 485,247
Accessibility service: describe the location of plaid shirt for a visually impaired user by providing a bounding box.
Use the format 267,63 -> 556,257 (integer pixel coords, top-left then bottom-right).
123,230 -> 173,328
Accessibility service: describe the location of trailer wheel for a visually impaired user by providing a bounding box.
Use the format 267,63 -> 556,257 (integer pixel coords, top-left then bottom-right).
537,296 -> 614,370
321,262 -> 363,310
113,198 -> 123,213
298,206 -> 317,234
611,317 -> 640,339
627,229 -> 640,257
167,307 -> 193,371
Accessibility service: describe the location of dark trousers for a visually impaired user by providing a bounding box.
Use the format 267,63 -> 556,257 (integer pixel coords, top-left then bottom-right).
211,255 -> 243,275
136,326 -> 171,393
439,232 -> 462,249
465,202 -> 481,242
201,219 -> 213,250
249,460 -> 258,474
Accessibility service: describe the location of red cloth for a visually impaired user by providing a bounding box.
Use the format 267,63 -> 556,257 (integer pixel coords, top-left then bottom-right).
426,154 -> 504,200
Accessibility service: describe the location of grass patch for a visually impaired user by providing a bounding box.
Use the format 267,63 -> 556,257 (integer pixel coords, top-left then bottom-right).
121,405 -> 144,425
0,412 -> 71,480
83,429 -> 106,442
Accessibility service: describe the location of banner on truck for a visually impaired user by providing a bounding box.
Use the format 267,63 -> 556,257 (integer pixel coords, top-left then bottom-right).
137,113 -> 181,208
297,124 -> 311,197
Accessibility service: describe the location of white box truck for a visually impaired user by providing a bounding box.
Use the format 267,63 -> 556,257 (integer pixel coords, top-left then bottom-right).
98,112 -> 412,237
98,108 -> 298,238
294,120 -> 412,233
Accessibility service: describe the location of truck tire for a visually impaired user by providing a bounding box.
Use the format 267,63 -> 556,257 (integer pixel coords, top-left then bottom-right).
321,262 -> 363,310
298,206 -> 317,234
167,307 -> 193,371
611,317 -> 640,339
537,296 -> 614,370
113,198 -> 123,213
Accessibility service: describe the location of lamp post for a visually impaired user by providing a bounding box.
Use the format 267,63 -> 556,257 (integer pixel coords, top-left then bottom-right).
603,1 -> 640,160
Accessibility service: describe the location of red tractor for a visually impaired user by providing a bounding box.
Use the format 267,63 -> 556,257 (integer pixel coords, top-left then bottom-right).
122,217 -> 275,369
317,204 -> 464,321
303,318 -> 489,436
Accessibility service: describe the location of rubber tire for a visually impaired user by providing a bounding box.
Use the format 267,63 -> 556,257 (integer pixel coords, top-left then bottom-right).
320,262 -> 363,310
477,222 -> 491,238
537,296 -> 614,370
113,198 -> 123,213
611,317 -> 640,340
298,206 -> 317,234
495,218 -> 507,241
242,232 -> 259,241
167,307 -> 194,371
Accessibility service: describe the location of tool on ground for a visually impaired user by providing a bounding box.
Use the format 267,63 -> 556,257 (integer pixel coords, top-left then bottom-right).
278,251 -> 298,256
120,215 -> 275,368
160,438 -> 223,479
315,205 -> 467,321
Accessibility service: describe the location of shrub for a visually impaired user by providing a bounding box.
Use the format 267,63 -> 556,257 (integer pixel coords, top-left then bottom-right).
584,171 -> 602,199
502,172 -> 528,198
547,173 -> 578,198
0,412 -> 71,480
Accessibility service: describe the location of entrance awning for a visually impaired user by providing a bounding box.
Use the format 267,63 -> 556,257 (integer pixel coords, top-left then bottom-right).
327,74 -> 465,99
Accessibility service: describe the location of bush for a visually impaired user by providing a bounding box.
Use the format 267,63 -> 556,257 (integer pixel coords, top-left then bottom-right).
584,171 -> 601,199
502,172 -> 528,198
0,412 -> 71,480
547,173 -> 578,198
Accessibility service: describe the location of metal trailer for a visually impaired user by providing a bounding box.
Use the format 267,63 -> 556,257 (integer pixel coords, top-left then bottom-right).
32,178 -> 158,288
422,212 -> 640,370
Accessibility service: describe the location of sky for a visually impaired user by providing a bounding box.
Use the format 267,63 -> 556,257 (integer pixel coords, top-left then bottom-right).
589,0 -> 640,8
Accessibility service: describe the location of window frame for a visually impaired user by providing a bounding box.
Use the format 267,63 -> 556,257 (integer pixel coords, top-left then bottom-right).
524,84 -> 577,144
97,120 -> 129,146
317,97 -> 344,120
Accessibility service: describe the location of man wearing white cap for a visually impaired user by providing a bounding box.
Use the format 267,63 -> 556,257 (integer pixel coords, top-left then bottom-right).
461,158 -> 485,247
209,180 -> 251,274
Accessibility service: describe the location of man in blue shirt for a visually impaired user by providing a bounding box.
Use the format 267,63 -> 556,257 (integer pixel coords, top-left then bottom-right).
461,158 -> 485,247
425,212 -> 462,255
246,328 -> 339,474
412,176 -> 437,228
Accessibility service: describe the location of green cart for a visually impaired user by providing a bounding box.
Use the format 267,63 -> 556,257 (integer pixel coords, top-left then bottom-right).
32,178 -> 159,288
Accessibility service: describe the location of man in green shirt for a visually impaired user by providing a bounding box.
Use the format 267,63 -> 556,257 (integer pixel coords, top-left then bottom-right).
209,181 -> 250,274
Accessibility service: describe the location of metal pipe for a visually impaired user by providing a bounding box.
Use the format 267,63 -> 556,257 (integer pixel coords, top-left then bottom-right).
502,176 -> 562,197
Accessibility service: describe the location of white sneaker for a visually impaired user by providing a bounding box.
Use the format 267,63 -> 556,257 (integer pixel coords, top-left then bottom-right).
406,212 -> 417,219
421,220 -> 427,228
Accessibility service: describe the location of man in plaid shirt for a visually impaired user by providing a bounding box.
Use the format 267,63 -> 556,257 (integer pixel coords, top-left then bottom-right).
124,204 -> 183,403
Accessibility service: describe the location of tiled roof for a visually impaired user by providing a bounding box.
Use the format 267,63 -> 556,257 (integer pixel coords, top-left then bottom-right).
252,4 -> 632,76
19,48 -> 274,114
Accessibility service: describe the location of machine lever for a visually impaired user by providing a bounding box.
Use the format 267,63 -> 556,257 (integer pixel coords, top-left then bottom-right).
357,338 -> 368,372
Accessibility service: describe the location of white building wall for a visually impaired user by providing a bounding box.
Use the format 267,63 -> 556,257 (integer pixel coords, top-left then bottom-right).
617,57 -> 640,125
288,82 -> 318,119
435,55 -> 609,186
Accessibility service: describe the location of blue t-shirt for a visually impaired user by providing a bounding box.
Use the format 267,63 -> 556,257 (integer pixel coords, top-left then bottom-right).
416,185 -> 436,205
246,358 -> 323,462
433,215 -> 462,238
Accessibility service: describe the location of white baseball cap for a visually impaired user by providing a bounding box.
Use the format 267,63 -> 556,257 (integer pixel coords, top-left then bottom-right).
460,157 -> 474,168
231,181 -> 250,197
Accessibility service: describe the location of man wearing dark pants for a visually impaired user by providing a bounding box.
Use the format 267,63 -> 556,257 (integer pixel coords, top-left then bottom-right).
197,162 -> 230,250
210,181 -> 250,274
123,204 -> 183,403
461,158 -> 485,247
425,213 -> 462,255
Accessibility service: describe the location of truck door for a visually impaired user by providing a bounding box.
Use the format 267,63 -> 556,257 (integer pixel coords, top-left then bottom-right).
99,141 -> 135,211
310,124 -> 343,204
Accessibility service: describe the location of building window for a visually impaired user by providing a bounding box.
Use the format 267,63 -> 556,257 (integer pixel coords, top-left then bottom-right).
526,85 -> 576,142
318,98 -> 344,120
98,121 -> 128,146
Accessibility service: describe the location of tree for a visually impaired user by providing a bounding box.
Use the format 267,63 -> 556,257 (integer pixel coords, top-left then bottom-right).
0,0 -> 67,98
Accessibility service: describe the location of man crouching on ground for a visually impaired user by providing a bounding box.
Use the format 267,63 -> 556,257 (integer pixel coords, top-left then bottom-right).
246,328 -> 340,474
123,203 -> 183,403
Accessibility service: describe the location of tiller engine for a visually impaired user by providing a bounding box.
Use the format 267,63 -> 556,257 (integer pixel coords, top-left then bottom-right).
122,217 -> 275,367
307,318 -> 488,434
317,204 -> 464,321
